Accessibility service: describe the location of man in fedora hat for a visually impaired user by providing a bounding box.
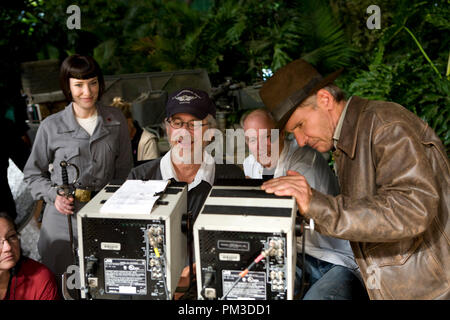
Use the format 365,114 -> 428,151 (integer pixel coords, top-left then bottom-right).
260,59 -> 450,300
242,108 -> 367,300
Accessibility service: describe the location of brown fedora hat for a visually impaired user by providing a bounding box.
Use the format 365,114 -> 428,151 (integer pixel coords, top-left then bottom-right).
259,59 -> 342,129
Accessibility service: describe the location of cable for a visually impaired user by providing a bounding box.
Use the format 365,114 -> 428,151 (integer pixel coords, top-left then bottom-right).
163,242 -> 172,299
199,267 -> 215,300
13,275 -> 17,300
220,248 -> 270,300
187,211 -> 194,298
5,269 -> 14,300
8,258 -> 21,300
152,239 -> 170,299
153,246 -> 160,258
160,244 -> 170,300
179,210 -> 195,300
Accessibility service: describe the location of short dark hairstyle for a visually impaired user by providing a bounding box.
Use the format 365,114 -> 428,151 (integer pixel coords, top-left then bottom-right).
59,54 -> 105,102
0,211 -> 17,232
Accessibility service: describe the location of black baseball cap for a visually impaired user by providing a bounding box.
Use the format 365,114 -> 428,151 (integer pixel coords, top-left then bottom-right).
166,88 -> 216,120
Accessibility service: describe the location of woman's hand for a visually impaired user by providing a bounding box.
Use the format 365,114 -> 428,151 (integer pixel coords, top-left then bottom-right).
54,194 -> 75,215
261,170 -> 313,215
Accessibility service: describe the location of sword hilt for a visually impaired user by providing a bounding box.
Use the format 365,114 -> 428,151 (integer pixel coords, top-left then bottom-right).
61,160 -> 69,186
58,161 -> 80,197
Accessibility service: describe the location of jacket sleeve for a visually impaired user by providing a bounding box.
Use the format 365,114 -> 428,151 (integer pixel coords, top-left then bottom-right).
114,115 -> 133,180
306,122 -> 440,242
23,122 -> 58,204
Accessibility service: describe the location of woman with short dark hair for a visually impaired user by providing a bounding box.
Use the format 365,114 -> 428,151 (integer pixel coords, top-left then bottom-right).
59,54 -> 105,102
23,54 -> 133,291
0,212 -> 59,300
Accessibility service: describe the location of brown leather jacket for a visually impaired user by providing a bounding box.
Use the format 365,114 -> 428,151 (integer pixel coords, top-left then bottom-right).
306,96 -> 450,299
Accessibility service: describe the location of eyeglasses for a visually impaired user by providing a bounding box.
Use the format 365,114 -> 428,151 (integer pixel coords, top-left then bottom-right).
0,233 -> 20,251
166,118 -> 208,130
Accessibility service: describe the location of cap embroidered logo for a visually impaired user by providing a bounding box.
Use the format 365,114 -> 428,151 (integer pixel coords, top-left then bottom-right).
173,90 -> 201,104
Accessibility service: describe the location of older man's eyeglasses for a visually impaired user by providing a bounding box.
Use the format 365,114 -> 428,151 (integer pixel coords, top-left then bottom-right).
0,233 -> 20,251
166,118 -> 208,130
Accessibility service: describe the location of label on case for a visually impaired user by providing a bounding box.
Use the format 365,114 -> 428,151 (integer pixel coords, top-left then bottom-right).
222,270 -> 266,300
104,258 -> 147,295
101,242 -> 121,251
219,253 -> 240,261
218,240 -> 250,252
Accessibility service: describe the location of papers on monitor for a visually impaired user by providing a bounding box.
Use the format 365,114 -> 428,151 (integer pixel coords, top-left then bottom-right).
100,180 -> 169,214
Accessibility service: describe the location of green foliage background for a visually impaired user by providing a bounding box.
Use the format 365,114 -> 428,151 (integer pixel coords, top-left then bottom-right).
1,0 -> 449,154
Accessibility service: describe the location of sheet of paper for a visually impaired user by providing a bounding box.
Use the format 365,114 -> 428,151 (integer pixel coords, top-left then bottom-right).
100,180 -> 169,214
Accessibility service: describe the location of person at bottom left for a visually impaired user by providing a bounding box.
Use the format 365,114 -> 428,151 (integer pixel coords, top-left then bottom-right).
0,211 -> 59,300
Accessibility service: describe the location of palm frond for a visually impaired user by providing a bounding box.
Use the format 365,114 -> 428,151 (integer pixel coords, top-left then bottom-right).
293,0 -> 355,72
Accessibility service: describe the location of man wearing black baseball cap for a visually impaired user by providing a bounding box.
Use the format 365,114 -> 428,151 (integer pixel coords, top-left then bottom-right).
166,88 -> 216,120
128,88 -> 243,299
128,87 -> 243,221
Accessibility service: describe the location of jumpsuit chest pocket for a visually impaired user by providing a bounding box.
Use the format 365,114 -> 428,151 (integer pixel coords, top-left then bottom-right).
91,121 -> 120,155
89,134 -> 118,181
63,147 -> 80,161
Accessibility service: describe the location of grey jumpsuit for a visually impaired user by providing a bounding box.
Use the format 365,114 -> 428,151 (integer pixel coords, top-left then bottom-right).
23,103 -> 133,283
